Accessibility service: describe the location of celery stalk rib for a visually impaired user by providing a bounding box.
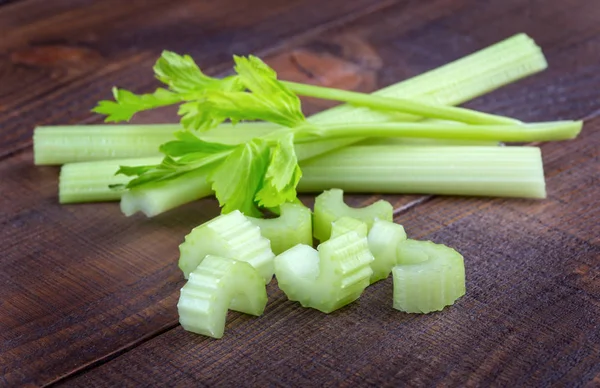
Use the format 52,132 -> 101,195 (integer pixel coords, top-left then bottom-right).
34,122 -> 277,165
300,145 -> 546,198
284,81 -> 518,125
59,145 -> 546,204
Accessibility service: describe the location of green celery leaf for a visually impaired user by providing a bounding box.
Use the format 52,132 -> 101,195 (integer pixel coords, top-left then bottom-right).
255,133 -> 302,207
209,139 -> 270,217
160,131 -> 237,157
202,90 -> 304,129
92,87 -> 180,122
154,51 -> 244,94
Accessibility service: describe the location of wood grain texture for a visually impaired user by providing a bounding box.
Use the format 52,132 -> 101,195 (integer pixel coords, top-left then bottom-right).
56,119 -> 600,387
0,0 -> 599,386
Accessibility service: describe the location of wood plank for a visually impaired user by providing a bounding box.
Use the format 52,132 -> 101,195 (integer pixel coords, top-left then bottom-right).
0,0 -> 391,157
55,118 -> 600,387
1,0 -> 599,386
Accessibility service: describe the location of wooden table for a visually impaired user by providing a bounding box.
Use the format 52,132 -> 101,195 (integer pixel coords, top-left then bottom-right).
1,1 -> 599,386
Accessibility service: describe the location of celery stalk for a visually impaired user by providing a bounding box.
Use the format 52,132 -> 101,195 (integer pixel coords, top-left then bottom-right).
178,210 -> 275,282
59,144 -> 547,204
34,124 -> 176,165
393,239 -> 466,313
296,121 -> 582,143
246,202 -> 312,255
274,231 -> 374,313
284,81 -> 518,125
59,157 -> 161,203
299,145 -> 547,198
177,255 -> 268,338
34,122 -> 277,165
313,189 -> 393,243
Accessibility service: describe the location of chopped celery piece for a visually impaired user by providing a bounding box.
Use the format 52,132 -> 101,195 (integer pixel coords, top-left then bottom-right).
178,210 -> 275,283
299,145 -> 547,199
367,220 -> 407,284
313,189 -> 393,243
177,255 -> 267,338
274,231 -> 374,313
393,239 -> 466,313
330,216 -> 368,239
246,202 -> 312,255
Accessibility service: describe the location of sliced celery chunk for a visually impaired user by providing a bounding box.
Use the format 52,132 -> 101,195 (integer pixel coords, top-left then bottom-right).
246,203 -> 312,255
275,231 -> 374,313
393,239 -> 466,313
330,216 -> 368,239
313,189 -> 393,243
178,210 -> 275,283
367,219 -> 407,284
177,255 -> 268,338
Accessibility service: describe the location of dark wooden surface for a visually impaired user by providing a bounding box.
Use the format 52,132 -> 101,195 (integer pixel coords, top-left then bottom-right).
0,0 -> 598,387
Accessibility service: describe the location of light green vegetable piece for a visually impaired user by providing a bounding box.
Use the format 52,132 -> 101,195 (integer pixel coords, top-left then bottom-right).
367,219 -> 407,284
246,202 -> 312,255
313,188 -> 393,243
329,216 -> 368,239
393,239 -> 466,313
177,255 -> 268,338
178,210 -> 275,283
274,224 -> 374,313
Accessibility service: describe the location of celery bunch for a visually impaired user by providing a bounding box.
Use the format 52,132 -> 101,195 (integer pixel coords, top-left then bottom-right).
75,35 -> 579,218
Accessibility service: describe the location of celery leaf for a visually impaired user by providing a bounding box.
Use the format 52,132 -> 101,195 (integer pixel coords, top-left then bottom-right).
255,133 -> 302,207
92,87 -> 180,122
209,139 -> 270,217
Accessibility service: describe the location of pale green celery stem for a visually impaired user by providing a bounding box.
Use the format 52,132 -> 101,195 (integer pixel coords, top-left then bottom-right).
60,144 -> 546,206
34,124 -> 177,165
59,157 -> 161,203
284,81 -> 518,125
298,121 -> 582,143
299,145 -> 546,198
357,138 -> 499,146
33,122 -> 278,165
120,166 -> 214,216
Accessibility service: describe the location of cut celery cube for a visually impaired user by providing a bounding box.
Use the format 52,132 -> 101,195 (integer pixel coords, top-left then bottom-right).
177,255 -> 268,338
393,239 -> 466,313
367,219 -> 407,284
275,231 -> 374,313
178,210 -> 275,283
313,189 -> 393,243
330,216 -> 368,239
246,202 -> 312,255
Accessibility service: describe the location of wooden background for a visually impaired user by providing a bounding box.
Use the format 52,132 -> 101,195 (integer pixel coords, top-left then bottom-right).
0,0 -> 598,386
